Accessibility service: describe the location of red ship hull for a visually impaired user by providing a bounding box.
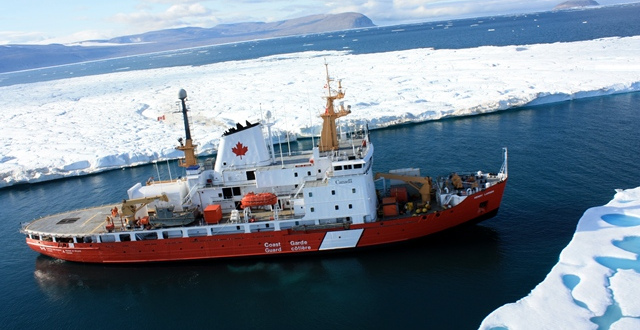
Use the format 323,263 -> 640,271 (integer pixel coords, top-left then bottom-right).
25,180 -> 506,263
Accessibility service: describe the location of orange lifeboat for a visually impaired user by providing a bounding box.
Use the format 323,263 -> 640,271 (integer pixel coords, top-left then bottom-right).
241,192 -> 278,208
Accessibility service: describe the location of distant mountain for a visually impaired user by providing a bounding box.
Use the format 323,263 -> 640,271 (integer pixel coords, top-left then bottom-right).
108,13 -> 373,44
0,12 -> 374,73
554,0 -> 600,10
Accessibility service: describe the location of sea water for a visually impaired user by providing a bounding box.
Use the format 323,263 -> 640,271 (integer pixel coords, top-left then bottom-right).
1,5 -> 640,330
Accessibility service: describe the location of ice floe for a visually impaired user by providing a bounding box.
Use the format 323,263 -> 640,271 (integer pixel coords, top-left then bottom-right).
0,36 -> 639,187
481,187 -> 640,329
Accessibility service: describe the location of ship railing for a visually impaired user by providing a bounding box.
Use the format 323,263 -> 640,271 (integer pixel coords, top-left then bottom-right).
25,213 -> 317,243
182,182 -> 200,206
326,150 -> 361,163
146,178 -> 185,186
291,221 -> 350,232
272,148 -> 313,158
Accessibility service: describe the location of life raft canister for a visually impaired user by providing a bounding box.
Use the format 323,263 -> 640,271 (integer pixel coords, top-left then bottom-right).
241,192 -> 278,208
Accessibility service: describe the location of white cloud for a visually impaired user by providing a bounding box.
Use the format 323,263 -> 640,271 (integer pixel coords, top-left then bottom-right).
141,0 -> 203,3
111,3 -> 217,33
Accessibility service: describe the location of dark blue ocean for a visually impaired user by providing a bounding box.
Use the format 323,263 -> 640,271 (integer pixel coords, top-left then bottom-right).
1,4 -> 640,329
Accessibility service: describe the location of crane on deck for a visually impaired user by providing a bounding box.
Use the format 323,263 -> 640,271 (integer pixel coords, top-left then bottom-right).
374,173 -> 433,205
120,194 -> 170,220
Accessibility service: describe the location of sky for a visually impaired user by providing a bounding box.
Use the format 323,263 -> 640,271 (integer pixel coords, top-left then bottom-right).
0,0 -> 637,45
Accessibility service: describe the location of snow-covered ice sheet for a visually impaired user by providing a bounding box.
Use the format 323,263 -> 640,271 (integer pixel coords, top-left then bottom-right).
1,36 -> 639,187
480,187 -> 640,329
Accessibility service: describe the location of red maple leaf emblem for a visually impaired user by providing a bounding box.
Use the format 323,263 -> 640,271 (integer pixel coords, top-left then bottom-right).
231,142 -> 248,158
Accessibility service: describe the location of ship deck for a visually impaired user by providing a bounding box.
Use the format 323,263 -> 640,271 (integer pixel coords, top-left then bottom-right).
23,204 -> 119,237
22,202 -> 299,239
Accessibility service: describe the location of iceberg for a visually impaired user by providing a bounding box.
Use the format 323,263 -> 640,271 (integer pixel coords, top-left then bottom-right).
0,36 -> 639,188
481,187 -> 640,329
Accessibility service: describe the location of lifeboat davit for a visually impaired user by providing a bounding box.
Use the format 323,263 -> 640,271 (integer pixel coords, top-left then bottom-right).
241,192 -> 278,208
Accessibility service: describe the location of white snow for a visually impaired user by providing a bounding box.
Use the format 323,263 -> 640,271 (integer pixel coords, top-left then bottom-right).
0,36 -> 639,187
481,187 -> 640,329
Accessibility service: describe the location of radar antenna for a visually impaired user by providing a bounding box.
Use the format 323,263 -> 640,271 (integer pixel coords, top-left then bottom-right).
176,89 -> 198,167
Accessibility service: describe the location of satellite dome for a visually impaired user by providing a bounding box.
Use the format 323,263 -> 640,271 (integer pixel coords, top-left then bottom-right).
178,89 -> 187,100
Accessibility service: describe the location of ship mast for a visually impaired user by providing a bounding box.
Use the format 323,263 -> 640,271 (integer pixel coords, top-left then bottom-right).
318,63 -> 351,152
176,89 -> 198,167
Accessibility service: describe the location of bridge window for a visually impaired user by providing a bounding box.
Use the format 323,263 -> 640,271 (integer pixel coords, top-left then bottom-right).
119,234 -> 131,242
344,165 -> 352,170
246,171 -> 256,180
223,187 -> 242,199
354,164 -> 363,169
334,165 -> 342,171
223,187 -> 232,199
